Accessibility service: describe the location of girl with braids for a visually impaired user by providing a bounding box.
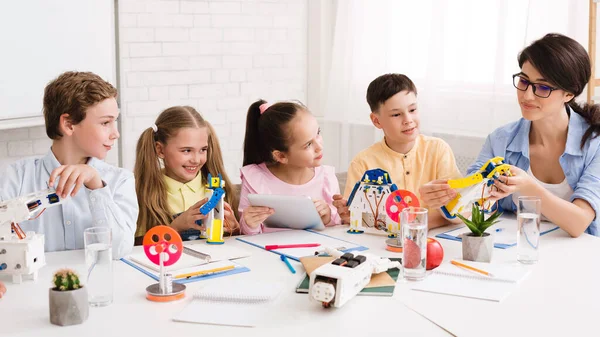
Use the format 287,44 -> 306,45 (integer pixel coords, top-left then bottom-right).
134,106 -> 239,244
426,33 -> 600,237
238,100 -> 340,235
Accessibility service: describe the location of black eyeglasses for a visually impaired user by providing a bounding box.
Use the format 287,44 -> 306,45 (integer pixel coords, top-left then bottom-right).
512,74 -> 559,98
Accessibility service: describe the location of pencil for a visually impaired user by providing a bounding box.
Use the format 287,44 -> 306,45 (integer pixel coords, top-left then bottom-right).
174,265 -> 235,279
451,260 -> 495,277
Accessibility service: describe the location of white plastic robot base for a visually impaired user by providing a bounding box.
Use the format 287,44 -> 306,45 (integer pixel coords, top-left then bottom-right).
0,188 -> 65,283
308,248 -> 400,308
0,232 -> 45,283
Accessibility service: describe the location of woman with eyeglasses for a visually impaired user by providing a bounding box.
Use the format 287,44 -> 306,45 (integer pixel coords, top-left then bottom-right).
420,33 -> 600,237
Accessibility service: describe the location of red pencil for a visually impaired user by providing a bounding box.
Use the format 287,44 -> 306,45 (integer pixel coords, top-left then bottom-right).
265,243 -> 321,251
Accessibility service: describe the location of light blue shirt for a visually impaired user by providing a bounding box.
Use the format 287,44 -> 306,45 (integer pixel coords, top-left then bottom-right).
467,107 -> 600,235
0,149 -> 138,258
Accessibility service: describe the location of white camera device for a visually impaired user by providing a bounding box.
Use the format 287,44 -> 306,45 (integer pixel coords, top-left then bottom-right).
308,247 -> 400,308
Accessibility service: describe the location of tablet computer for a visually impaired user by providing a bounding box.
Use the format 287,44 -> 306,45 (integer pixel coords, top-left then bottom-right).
247,194 -> 325,231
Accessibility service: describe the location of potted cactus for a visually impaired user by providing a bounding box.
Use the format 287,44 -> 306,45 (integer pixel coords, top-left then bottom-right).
456,204 -> 502,262
49,268 -> 89,326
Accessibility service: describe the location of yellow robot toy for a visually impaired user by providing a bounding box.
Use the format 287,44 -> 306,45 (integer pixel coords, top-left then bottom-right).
441,157 -> 511,218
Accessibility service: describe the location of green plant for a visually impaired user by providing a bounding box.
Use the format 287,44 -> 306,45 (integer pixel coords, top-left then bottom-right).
52,268 -> 82,291
456,203 -> 502,237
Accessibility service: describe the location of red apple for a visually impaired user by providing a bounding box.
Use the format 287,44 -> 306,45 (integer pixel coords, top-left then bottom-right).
426,238 -> 444,270
403,238 -> 421,268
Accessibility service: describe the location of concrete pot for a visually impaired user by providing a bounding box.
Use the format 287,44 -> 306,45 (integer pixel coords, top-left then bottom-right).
462,232 -> 493,263
49,287 -> 89,326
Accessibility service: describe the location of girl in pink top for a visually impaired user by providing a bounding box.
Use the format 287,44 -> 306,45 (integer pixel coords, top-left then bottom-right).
239,99 -> 341,235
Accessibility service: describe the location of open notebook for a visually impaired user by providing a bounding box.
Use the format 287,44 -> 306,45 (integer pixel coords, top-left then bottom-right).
128,243 -> 252,272
173,281 -> 281,327
410,260 -> 531,302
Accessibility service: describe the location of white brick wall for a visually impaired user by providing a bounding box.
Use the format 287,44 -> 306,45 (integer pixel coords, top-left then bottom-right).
1,0 -> 308,185
0,126 -> 52,169
120,0 -> 308,184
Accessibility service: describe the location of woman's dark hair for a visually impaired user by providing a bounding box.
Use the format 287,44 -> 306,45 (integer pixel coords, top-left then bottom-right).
518,33 -> 600,148
242,99 -> 308,166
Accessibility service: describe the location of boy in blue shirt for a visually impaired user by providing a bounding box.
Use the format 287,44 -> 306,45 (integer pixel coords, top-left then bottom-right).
0,71 -> 138,258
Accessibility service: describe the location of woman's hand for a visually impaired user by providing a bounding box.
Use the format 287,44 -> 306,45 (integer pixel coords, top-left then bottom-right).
242,206 -> 274,229
314,199 -> 332,225
170,198 -> 208,232
419,179 -> 457,208
490,165 -> 537,200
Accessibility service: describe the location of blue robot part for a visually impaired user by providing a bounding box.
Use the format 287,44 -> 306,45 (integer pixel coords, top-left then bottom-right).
346,168 -> 394,206
199,188 -> 224,215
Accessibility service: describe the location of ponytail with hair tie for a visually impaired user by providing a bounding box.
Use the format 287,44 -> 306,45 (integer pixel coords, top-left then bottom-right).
259,102 -> 271,114
242,99 -> 307,166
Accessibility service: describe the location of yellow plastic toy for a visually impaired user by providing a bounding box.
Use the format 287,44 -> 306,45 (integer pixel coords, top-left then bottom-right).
199,173 -> 226,244
441,157 -> 511,218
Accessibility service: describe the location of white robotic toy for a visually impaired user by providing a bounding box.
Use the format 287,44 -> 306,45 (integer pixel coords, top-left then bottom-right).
0,188 -> 65,283
308,247 -> 400,308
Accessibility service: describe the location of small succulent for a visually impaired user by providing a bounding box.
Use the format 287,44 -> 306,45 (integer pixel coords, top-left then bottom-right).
52,268 -> 82,291
456,203 -> 502,237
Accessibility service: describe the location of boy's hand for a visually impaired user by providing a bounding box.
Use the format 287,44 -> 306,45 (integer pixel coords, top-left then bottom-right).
419,180 -> 457,209
332,194 -> 350,224
242,206 -> 274,229
49,164 -> 103,198
223,202 -> 240,233
314,199 -> 332,225
170,198 -> 208,232
0,281 -> 6,298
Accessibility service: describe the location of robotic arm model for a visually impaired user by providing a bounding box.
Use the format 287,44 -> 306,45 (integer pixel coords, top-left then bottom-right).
441,157 -> 512,219
308,247 -> 400,308
0,188 -> 66,283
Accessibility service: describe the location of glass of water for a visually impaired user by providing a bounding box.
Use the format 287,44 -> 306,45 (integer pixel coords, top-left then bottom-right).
401,207 -> 428,281
517,196 -> 542,264
84,227 -> 113,307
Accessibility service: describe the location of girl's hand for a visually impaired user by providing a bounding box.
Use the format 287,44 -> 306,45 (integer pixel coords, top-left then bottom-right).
49,164 -> 103,198
242,206 -> 274,229
314,199 -> 332,225
419,179 -> 457,209
0,281 -> 6,299
223,202 -> 240,234
490,165 -> 536,200
170,198 -> 208,232
332,194 -> 350,224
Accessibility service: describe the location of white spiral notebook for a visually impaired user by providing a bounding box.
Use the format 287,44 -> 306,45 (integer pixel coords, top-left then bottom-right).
172,281 -> 281,327
410,260 -> 531,302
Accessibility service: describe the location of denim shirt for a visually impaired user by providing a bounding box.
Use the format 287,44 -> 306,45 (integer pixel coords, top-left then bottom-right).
0,149 -> 138,258
467,107 -> 600,236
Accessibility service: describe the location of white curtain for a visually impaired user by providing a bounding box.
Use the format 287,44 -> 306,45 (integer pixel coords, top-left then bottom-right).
322,0 -> 589,171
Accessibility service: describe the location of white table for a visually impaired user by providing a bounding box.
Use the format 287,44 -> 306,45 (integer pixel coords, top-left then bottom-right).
2,220 -> 598,337
395,219 -> 600,337
0,227 -> 449,337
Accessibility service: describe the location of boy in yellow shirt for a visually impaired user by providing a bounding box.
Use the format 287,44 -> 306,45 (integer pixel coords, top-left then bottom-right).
333,73 -> 460,228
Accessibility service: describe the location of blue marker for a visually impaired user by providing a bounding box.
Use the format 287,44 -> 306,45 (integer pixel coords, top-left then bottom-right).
496,228 -> 503,233
280,255 -> 296,274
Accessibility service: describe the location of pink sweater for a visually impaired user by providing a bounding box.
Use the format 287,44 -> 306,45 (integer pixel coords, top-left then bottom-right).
238,163 -> 341,235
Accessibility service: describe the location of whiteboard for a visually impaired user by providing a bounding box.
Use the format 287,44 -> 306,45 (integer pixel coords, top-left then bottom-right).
0,0 -> 116,127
